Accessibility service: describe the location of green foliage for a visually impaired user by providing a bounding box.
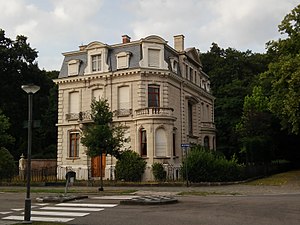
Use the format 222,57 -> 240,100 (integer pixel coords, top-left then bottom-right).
151,162 -> 166,182
0,147 -> 16,180
0,110 -> 15,148
115,150 -> 146,182
261,4 -> 300,134
181,145 -> 243,182
235,86 -> 275,163
200,44 -> 270,158
81,98 -> 128,158
0,29 -> 58,159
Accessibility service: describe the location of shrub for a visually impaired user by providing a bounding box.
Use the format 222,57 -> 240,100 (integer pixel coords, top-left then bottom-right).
181,145 -> 243,182
152,162 -> 166,182
0,147 -> 16,180
115,150 -> 146,182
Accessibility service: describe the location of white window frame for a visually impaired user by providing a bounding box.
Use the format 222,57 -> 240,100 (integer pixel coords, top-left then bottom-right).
139,42 -> 168,69
116,52 -> 131,69
68,59 -> 80,76
85,47 -> 109,74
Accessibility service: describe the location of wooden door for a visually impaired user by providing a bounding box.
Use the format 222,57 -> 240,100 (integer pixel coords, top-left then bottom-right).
91,154 -> 106,177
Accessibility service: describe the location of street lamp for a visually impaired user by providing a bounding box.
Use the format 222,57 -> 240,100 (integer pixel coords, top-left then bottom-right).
21,84 -> 40,223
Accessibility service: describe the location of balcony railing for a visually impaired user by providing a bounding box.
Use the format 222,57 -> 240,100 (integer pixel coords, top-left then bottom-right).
65,110 -> 92,122
135,107 -> 174,118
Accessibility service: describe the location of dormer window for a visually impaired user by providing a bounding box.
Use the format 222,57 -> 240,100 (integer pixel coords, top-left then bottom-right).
68,59 -> 80,76
169,57 -> 178,73
116,52 -> 131,69
91,54 -> 101,72
139,40 -> 168,70
84,42 -> 109,74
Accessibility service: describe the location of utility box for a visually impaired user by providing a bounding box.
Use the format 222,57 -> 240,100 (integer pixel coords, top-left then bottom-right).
66,171 -> 76,183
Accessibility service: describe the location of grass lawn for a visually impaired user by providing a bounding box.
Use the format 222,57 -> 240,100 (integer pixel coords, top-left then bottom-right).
246,170 -> 300,186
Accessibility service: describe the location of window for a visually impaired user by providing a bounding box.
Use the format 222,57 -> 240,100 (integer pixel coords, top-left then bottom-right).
188,102 -> 193,135
155,128 -> 167,157
91,54 -> 101,72
204,136 -> 210,149
185,65 -> 189,79
69,92 -> 79,113
148,85 -> 160,107
140,129 -> 147,156
116,52 -> 131,69
148,49 -> 160,67
69,132 -> 80,157
118,86 -> 130,115
190,68 -> 193,81
68,60 -> 80,76
92,88 -> 104,100
173,132 -> 176,156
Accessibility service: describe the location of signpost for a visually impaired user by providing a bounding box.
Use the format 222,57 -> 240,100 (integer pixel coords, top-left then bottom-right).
181,143 -> 190,187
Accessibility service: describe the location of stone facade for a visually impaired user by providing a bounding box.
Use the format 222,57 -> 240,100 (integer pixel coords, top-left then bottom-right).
54,34 -> 216,181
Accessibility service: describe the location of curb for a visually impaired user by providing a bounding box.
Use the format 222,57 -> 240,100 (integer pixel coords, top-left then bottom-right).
120,195 -> 178,205
36,195 -> 88,203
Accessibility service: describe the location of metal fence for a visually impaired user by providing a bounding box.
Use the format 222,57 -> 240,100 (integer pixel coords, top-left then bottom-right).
9,167 -> 58,183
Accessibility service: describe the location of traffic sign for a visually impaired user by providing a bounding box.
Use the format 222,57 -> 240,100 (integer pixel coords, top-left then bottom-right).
181,143 -> 190,148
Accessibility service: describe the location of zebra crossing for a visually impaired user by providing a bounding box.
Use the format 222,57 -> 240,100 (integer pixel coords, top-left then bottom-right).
1,202 -> 118,223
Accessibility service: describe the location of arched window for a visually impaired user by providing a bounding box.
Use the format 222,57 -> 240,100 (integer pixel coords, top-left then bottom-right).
140,128 -> 147,157
155,128 -> 167,157
204,136 -> 210,149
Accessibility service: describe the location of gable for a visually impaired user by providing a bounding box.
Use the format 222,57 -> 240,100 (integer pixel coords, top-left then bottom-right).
85,41 -> 108,50
186,47 -> 202,66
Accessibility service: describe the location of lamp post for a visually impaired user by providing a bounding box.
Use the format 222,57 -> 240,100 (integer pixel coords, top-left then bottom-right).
22,84 -> 40,223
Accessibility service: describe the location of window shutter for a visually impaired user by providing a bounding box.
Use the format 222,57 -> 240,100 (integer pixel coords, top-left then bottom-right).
148,49 -> 160,67
92,89 -> 103,100
155,128 -> 166,157
118,86 -> 129,109
69,92 -> 79,113
118,55 -> 127,68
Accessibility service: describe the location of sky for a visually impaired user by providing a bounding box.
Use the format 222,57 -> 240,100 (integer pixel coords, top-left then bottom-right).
0,0 -> 299,71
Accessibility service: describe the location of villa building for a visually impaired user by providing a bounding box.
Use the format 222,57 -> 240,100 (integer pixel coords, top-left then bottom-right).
54,34 -> 216,181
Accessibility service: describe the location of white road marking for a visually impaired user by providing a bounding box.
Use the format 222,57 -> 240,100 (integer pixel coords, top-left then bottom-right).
27,210 -> 89,217
35,203 -> 49,206
0,212 -> 11,215
57,203 -> 118,208
11,208 -> 23,211
2,215 -> 74,222
91,196 -> 138,200
41,206 -> 104,212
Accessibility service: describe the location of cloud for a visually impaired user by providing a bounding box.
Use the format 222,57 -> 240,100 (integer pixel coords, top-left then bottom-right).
128,0 -> 299,52
0,0 -> 299,70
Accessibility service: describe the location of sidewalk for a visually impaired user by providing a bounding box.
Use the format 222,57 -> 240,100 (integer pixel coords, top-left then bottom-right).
1,170 -> 300,197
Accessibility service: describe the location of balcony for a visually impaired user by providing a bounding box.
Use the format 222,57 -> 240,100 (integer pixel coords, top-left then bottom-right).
134,107 -> 175,120
65,111 -> 92,123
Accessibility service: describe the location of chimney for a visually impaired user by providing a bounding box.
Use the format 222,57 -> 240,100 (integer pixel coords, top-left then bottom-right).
122,35 -> 131,44
174,35 -> 185,52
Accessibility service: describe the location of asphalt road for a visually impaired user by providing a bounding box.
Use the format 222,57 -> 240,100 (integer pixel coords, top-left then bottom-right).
1,191 -> 300,225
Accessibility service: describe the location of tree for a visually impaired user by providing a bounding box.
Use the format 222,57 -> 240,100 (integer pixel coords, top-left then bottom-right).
261,4 -> 300,134
0,109 -> 15,149
115,150 -> 146,182
81,98 -> 128,189
236,87 -> 275,163
0,29 -> 58,159
200,44 -> 270,158
0,147 -> 16,181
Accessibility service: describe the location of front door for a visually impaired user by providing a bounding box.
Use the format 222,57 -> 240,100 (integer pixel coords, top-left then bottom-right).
91,154 -> 106,177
